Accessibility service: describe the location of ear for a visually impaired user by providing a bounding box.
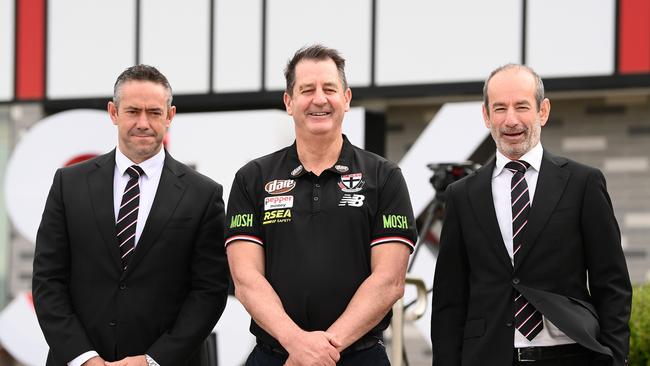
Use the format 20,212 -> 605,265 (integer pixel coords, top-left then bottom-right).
482,103 -> 491,129
108,101 -> 119,125
539,98 -> 550,127
283,92 -> 293,116
344,88 -> 352,112
165,105 -> 176,128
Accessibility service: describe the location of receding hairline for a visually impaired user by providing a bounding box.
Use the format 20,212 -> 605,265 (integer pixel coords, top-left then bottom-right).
483,63 -> 545,113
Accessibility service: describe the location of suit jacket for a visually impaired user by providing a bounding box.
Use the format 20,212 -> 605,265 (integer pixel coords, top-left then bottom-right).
431,151 -> 632,366
33,150 -> 229,365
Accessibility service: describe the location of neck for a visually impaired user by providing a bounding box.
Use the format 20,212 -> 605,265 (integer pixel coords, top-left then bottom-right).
296,133 -> 343,176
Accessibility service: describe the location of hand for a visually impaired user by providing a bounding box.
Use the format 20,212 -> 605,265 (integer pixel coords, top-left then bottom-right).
104,355 -> 147,366
282,330 -> 341,366
81,356 -> 105,366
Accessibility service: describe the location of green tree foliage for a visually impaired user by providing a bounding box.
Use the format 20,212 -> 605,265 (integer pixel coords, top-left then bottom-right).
629,284 -> 650,366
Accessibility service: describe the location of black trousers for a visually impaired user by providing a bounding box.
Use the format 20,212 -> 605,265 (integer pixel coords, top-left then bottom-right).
245,343 -> 391,366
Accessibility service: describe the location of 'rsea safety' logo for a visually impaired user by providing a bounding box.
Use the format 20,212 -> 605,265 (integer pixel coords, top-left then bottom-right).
265,179 -> 296,195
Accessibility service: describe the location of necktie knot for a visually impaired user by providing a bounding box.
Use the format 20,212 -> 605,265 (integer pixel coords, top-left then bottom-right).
126,165 -> 144,180
505,160 -> 530,174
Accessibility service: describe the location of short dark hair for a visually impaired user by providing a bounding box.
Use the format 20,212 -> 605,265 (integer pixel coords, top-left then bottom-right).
113,64 -> 173,107
284,44 -> 348,96
483,63 -> 545,115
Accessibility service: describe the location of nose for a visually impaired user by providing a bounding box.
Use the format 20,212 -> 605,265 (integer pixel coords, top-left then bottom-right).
135,111 -> 149,129
503,107 -> 519,126
313,89 -> 327,105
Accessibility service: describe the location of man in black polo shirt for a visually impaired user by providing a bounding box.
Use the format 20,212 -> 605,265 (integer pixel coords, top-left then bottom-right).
225,44 -> 417,366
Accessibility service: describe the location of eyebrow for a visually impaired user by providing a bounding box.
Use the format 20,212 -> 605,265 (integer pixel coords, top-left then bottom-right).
123,106 -> 164,112
298,81 -> 339,90
491,100 -> 532,108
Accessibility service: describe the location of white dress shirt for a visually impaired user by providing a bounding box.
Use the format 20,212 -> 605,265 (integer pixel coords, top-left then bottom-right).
68,147 -> 164,366
491,143 -> 575,348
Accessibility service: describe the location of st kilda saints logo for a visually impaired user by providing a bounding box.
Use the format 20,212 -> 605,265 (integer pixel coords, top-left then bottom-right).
338,173 -> 365,193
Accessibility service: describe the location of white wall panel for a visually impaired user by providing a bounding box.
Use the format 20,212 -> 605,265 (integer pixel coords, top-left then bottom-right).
527,0 -> 615,77
376,0 -> 521,86
0,0 -> 13,101
141,0 -> 210,94
48,0 -> 135,99
214,0 -> 262,92
266,0 -> 372,90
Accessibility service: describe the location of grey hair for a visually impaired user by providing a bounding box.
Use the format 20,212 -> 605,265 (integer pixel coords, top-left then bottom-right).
483,63 -> 544,114
284,44 -> 348,96
113,64 -> 173,108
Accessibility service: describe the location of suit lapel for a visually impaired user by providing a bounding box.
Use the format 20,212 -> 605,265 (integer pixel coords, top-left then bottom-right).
87,150 -> 122,270
124,152 -> 187,276
514,151 -> 570,271
467,158 -> 513,270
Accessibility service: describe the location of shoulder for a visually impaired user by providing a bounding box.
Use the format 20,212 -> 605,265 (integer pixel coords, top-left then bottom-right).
543,150 -> 601,177
58,150 -> 114,176
165,153 -> 222,192
236,145 -> 291,177
351,144 -> 401,175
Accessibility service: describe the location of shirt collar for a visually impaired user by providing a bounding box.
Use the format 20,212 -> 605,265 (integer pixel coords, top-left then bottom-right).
287,134 -> 354,177
493,142 -> 543,178
115,147 -> 166,178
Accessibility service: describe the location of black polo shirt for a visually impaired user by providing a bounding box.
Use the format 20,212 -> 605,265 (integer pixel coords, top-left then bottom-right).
225,135 -> 417,348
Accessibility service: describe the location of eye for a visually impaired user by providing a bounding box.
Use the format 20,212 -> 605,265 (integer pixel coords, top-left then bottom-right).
517,106 -> 530,111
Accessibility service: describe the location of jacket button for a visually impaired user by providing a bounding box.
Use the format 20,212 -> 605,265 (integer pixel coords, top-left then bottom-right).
506,322 -> 513,327
109,321 -> 117,326
512,278 -> 520,285
119,283 -> 126,290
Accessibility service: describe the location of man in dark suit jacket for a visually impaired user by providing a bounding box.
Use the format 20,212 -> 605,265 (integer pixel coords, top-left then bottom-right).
431,64 -> 632,366
33,65 -> 229,366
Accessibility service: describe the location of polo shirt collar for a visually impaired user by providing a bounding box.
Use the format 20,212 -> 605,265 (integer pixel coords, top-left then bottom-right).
287,134 -> 354,178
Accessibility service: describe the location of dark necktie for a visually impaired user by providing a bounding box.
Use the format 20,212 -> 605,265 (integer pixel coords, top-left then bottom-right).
116,165 -> 144,270
505,160 -> 543,341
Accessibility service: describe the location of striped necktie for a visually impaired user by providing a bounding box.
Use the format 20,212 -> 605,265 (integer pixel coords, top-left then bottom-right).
116,165 -> 144,271
505,160 -> 543,341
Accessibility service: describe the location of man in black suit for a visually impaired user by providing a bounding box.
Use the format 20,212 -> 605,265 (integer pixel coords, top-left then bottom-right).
431,64 -> 632,366
33,65 -> 229,366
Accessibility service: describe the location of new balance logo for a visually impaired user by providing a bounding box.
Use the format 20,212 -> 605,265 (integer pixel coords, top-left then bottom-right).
339,194 -> 365,207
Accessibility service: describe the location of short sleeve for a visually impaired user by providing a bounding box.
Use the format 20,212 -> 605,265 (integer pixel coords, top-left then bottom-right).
371,166 -> 417,252
224,165 -> 264,247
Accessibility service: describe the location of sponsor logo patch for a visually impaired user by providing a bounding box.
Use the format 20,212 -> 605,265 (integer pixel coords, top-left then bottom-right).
262,209 -> 292,225
338,194 -> 365,207
265,179 -> 296,195
230,213 -> 254,228
264,195 -> 294,211
335,164 -> 349,173
290,165 -> 303,177
382,214 -> 409,229
338,173 -> 365,193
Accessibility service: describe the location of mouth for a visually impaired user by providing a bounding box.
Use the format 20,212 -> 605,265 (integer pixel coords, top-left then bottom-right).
502,130 -> 525,140
308,111 -> 331,117
131,134 -> 155,140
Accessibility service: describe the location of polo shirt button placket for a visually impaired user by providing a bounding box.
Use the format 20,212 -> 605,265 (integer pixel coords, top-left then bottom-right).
312,178 -> 321,213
